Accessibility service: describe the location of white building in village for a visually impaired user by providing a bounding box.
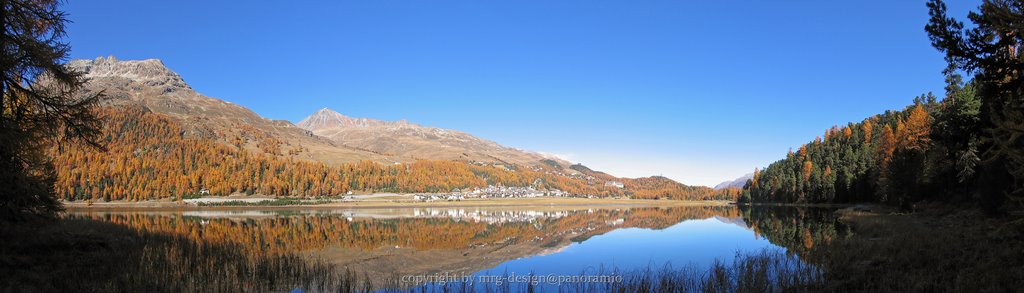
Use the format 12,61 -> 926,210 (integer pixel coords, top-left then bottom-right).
604,181 -> 624,188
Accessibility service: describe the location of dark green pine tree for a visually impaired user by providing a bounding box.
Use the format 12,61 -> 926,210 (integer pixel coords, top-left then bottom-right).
931,67 -> 981,200
1,0 -> 102,220
926,0 -> 1024,213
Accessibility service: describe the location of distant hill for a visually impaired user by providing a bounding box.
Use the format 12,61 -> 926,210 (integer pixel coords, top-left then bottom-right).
714,173 -> 753,190
297,108 -> 568,167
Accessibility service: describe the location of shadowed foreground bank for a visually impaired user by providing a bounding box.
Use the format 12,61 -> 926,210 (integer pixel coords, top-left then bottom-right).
808,204 -> 1024,292
0,218 -> 360,292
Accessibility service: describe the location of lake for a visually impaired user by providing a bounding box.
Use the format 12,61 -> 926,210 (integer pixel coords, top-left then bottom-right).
67,206 -> 842,291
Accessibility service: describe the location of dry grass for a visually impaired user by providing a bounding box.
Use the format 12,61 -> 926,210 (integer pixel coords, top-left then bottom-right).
810,204 -> 1024,292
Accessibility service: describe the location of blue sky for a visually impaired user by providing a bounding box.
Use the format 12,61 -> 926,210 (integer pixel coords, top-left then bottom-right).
64,0 -> 979,187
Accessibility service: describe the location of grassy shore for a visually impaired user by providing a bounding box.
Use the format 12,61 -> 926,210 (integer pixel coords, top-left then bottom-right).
808,203 -> 1024,292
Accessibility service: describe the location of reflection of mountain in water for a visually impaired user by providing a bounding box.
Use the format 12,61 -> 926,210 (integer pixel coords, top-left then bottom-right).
70,206 -> 741,283
712,215 -> 752,230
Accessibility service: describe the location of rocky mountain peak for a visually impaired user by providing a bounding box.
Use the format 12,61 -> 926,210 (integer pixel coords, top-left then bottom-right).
297,108 -> 391,131
67,56 -> 190,91
314,107 -> 339,115
714,173 -> 754,190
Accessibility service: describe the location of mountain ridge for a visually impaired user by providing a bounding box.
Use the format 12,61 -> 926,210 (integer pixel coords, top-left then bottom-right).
57,56 -> 730,201
67,56 -> 396,165
296,107 -> 569,167
714,173 -> 753,190
68,57 -> 570,169
297,108 -> 400,129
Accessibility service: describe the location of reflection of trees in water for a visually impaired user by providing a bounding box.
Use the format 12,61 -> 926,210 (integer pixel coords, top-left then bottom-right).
739,206 -> 847,257
71,206 -> 741,257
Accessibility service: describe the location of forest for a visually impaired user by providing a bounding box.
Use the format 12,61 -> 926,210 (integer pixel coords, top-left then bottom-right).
53,106 -> 735,202
742,0 -> 1023,215
742,97 -> 941,206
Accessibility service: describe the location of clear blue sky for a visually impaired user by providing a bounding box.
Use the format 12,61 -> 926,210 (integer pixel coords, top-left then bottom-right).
63,0 -> 979,187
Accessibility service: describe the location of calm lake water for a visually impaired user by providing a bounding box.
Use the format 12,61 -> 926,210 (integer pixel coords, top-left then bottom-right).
69,206 -> 842,291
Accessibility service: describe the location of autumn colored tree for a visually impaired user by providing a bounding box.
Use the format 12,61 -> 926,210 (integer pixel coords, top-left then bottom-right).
862,120 -> 874,144
899,105 -> 932,151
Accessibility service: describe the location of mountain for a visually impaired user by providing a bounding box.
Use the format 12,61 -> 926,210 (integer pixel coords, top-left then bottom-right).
297,108 -> 393,129
53,57 -> 734,202
67,56 -> 394,165
714,173 -> 753,190
68,56 -> 571,168
297,108 -> 568,167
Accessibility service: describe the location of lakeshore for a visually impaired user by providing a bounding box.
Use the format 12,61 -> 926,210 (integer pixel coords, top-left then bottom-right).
63,195 -> 734,211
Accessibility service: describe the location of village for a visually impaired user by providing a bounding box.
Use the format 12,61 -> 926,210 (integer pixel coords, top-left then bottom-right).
411,185 -> 576,202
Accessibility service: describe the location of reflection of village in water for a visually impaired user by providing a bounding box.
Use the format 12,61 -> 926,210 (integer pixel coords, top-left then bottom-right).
170,207 -> 640,227
177,208 -> 593,224
413,209 -> 573,224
